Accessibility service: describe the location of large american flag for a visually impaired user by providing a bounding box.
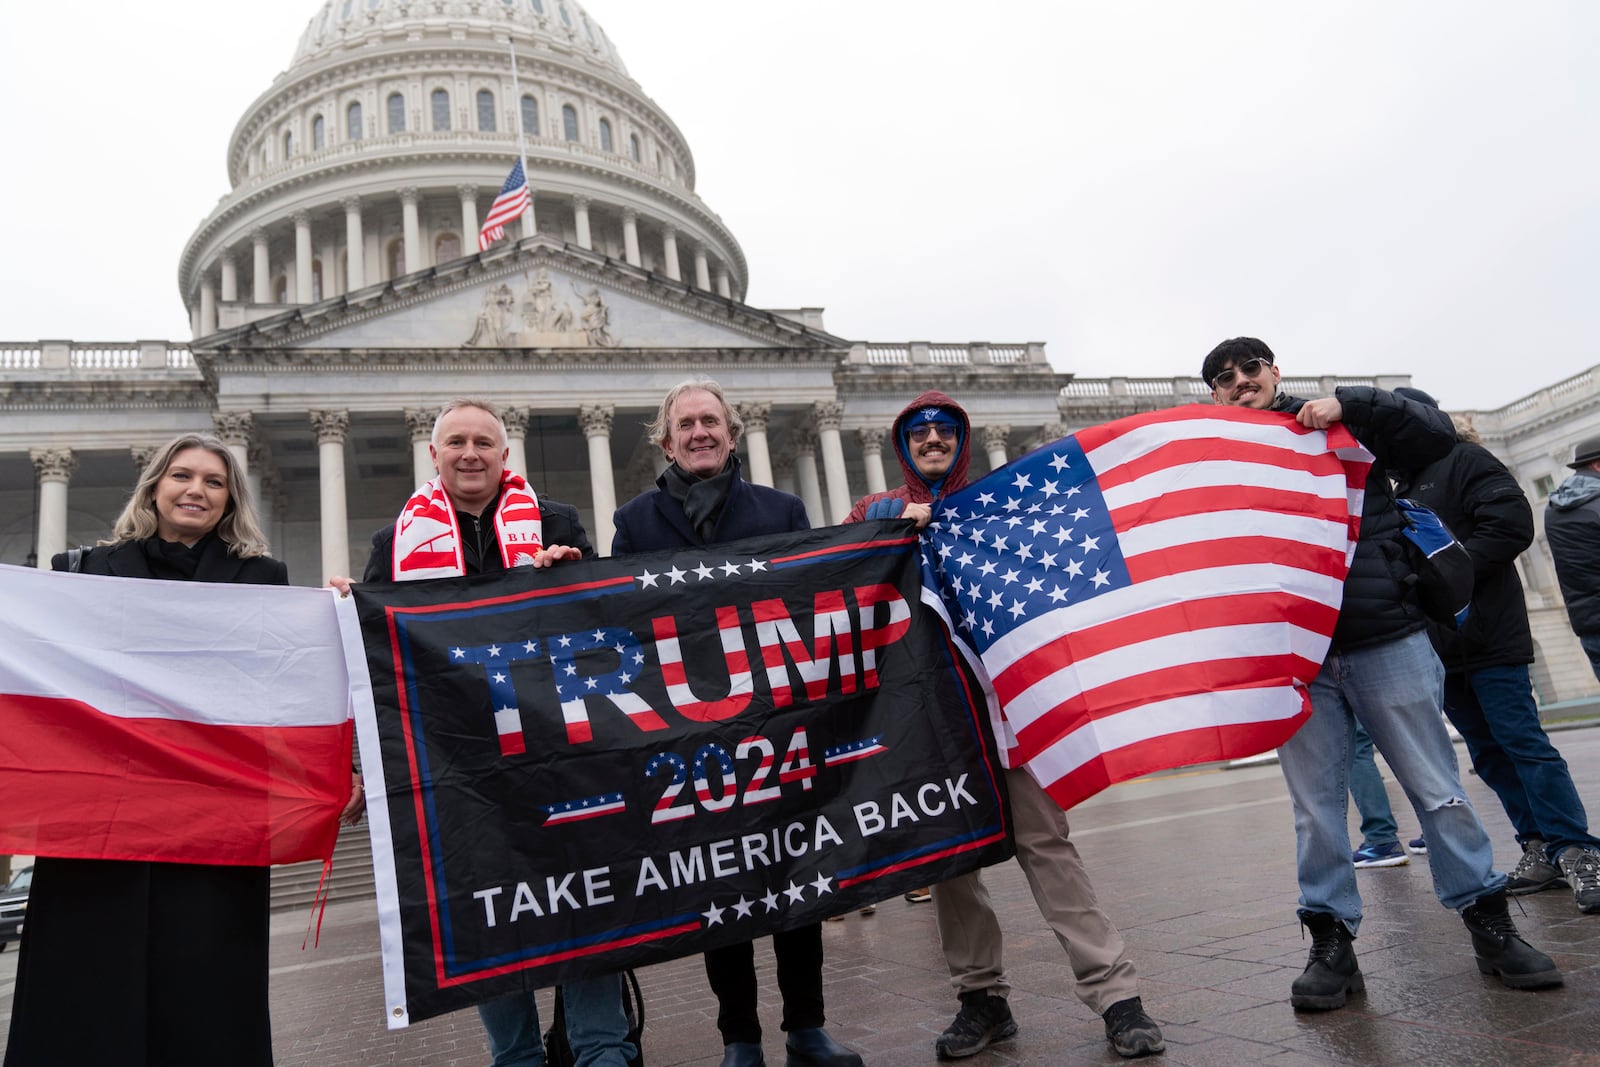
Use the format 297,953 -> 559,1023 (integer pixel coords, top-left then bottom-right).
478,159 -> 532,251
919,405 -> 1373,810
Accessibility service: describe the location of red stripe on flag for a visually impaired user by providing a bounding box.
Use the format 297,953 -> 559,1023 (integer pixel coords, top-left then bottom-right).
1122,538 -> 1351,583
1094,436 -> 1349,491
1109,484 -> 1351,528
0,694 -> 350,866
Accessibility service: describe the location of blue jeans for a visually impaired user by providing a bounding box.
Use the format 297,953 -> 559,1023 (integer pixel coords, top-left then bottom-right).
1443,663 -> 1600,857
1349,721 -> 1399,849
477,973 -> 635,1067
1278,629 -> 1502,931
1580,633 -> 1600,684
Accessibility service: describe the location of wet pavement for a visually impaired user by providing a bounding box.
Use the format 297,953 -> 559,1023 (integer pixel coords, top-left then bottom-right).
3,729 -> 1598,1066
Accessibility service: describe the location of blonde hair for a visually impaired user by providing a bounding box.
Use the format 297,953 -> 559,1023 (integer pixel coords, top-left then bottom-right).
646,378 -> 744,449
108,433 -> 271,558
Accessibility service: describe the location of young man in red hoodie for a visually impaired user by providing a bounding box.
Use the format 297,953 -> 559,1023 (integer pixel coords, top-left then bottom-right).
846,391 -> 1164,1060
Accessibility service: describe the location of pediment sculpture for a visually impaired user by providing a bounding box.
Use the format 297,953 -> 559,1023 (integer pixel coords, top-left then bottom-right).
464,267 -> 618,348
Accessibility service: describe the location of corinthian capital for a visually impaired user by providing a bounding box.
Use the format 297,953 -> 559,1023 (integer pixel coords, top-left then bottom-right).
735,401 -> 770,435
791,427 -> 818,454
212,410 -> 254,446
310,409 -> 350,444
30,448 -> 77,482
856,427 -> 886,454
980,424 -> 1011,456
812,401 -> 843,431
501,407 -> 530,438
404,407 -> 435,442
580,403 -> 615,438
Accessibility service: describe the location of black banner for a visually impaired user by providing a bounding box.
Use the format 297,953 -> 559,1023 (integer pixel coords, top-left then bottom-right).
345,521 -> 1013,1025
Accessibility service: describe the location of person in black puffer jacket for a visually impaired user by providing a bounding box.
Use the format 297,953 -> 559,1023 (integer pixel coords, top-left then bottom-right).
1546,434 -> 1600,680
1391,388 -> 1600,915
1201,338 -> 1562,1011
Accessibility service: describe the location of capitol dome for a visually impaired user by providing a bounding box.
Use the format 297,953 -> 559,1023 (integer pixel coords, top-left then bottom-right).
178,0 -> 745,333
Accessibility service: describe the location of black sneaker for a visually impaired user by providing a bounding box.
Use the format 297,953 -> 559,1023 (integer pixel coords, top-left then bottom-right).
1558,846 -> 1600,914
1102,996 -> 1165,1058
935,991 -> 1017,1060
1506,838 -> 1566,895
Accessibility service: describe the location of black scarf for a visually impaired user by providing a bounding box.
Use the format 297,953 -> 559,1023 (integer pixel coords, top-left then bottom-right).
661,460 -> 737,543
138,531 -> 228,580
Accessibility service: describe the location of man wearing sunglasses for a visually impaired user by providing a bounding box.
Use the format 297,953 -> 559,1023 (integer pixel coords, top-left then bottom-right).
845,391 -> 1165,1060
1203,337 -> 1563,1010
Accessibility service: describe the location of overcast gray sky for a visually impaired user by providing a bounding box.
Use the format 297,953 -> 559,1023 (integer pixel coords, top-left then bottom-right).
2,1 -> 1594,410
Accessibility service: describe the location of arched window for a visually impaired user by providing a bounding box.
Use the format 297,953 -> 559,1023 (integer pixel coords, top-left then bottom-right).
435,233 -> 461,263
562,104 -> 578,142
582,15 -> 595,42
431,89 -> 451,131
347,101 -> 363,140
476,90 -> 496,132
598,117 -> 612,153
283,131 -> 295,158
312,115 -> 326,151
387,239 -> 406,279
629,133 -> 640,162
262,146 -> 270,170
520,95 -> 538,138
530,0 -> 545,12
339,0 -> 353,19
387,92 -> 405,133
558,4 -> 571,27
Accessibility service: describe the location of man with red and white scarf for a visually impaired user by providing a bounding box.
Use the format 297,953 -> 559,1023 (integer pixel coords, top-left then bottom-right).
336,398 -> 632,1067
847,391 -> 1164,1061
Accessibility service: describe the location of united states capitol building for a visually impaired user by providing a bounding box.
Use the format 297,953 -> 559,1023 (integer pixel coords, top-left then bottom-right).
2,0 -> 1596,706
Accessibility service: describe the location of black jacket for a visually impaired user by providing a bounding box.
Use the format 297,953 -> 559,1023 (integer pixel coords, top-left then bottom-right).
612,458 -> 809,552
363,496 -> 594,581
1273,386 -> 1457,650
55,536 -> 289,586
1394,440 -> 1535,672
1545,471 -> 1600,638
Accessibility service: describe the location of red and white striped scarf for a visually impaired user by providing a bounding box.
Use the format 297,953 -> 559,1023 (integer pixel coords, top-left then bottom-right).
392,471 -> 544,581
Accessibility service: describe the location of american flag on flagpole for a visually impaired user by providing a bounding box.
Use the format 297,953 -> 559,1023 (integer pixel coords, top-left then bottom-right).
478,159 -> 532,251
918,404 -> 1373,810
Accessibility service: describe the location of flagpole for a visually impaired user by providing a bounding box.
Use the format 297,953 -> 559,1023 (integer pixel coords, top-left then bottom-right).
508,37 -> 533,237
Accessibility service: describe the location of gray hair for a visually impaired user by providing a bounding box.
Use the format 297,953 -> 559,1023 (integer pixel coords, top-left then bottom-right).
645,378 -> 744,448
108,433 -> 270,558
431,398 -> 509,450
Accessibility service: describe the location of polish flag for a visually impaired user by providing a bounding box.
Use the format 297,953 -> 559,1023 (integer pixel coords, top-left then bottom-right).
0,565 -> 354,866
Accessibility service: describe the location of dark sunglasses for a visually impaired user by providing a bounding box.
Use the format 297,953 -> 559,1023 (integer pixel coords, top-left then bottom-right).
1210,357 -> 1273,390
908,423 -> 958,443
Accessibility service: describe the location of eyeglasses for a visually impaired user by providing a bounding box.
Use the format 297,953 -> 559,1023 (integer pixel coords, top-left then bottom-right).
908,424 -> 958,443
1210,357 -> 1273,390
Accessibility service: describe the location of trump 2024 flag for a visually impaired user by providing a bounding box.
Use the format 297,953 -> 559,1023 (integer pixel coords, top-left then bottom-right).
919,405 -> 1374,810
0,566 -> 354,866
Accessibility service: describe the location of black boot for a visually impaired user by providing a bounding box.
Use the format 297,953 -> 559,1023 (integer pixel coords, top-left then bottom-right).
784,1027 -> 863,1067
1460,889 -> 1563,990
1290,911 -> 1363,1011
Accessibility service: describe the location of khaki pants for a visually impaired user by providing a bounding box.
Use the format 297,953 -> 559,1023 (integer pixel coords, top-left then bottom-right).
933,767 -> 1140,1015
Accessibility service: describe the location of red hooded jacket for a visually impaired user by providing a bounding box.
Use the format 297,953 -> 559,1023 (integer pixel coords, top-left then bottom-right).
844,390 -> 972,523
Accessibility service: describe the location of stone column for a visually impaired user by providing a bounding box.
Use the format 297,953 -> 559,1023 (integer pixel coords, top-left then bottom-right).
252,228 -> 271,304
404,407 -> 435,487
319,237 -> 339,298
581,404 -> 618,554
693,248 -> 710,290
400,188 -> 422,273
219,253 -> 238,302
30,448 -> 76,569
212,411 -> 254,476
661,227 -> 681,281
573,195 -> 592,250
247,440 -> 270,534
130,445 -> 156,474
458,184 -> 478,252
792,428 -> 824,528
773,455 -> 797,497
735,402 -> 773,487
857,427 -> 888,496
343,196 -> 365,290
814,401 -> 851,524
502,407 -> 530,484
981,424 -> 1011,473
311,409 -> 351,584
621,210 -> 641,268
294,212 -> 314,304
716,269 -> 732,300
199,276 -> 218,336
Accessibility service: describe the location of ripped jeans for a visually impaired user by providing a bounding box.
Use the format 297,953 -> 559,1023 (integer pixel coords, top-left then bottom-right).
1278,629 -> 1503,932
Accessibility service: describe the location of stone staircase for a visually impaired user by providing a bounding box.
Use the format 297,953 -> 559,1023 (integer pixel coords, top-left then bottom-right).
269,824 -> 378,913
